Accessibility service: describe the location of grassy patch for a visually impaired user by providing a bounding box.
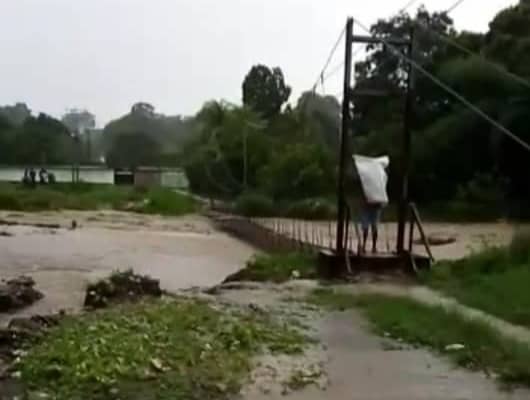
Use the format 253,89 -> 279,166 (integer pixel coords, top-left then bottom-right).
0,183 -> 197,216
307,288 -> 530,387
422,230 -> 530,328
17,298 -> 307,400
224,253 -> 317,283
305,288 -> 359,311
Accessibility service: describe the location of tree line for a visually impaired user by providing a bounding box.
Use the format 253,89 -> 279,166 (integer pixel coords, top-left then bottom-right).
1,1 -> 529,219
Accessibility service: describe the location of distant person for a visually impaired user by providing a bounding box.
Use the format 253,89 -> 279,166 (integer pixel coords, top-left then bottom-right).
29,168 -> 36,187
22,168 -> 30,185
39,168 -> 48,185
47,172 -> 56,184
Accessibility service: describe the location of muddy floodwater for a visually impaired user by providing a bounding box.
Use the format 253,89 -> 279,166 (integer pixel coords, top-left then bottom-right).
0,211 -> 255,322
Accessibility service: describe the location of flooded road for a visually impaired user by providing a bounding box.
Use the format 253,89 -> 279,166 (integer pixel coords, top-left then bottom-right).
0,211 -> 256,321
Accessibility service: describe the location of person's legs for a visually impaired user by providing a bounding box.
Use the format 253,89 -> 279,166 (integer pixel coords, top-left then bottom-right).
370,206 -> 382,253
360,209 -> 370,254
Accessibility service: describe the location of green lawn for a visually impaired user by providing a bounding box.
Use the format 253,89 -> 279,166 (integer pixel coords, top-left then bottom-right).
17,298 -> 307,400
307,289 -> 530,387
422,233 -> 530,328
0,183 -> 197,216
224,253 -> 317,283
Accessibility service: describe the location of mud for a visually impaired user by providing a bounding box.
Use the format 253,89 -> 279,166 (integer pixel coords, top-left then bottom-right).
0,211 -> 255,326
212,282 -> 530,400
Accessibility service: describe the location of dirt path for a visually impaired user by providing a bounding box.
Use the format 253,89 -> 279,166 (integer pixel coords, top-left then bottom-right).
322,283 -> 530,345
0,211 -> 256,325
212,282 -> 530,400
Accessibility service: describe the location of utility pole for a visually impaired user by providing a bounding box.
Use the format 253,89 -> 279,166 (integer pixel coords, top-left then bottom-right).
396,27 -> 416,254
335,18 -> 414,257
336,17 -> 354,253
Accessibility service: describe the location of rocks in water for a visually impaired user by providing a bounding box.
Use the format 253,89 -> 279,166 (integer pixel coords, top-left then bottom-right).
0,276 -> 44,313
84,270 -> 162,309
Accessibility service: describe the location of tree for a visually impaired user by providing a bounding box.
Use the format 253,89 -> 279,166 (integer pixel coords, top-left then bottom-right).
183,101 -> 269,195
62,109 -> 96,134
0,103 -> 31,126
242,65 -> 291,119
103,103 -> 193,165
296,92 -> 341,150
11,113 -> 73,165
105,132 -> 161,168
258,143 -> 335,200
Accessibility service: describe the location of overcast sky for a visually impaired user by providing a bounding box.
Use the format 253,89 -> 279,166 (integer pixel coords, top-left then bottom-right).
0,0 -> 518,126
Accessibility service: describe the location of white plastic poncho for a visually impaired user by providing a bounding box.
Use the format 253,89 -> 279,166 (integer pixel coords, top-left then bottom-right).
353,155 -> 390,205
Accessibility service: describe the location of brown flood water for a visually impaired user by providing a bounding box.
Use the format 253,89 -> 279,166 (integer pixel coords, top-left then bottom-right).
0,211 -> 256,323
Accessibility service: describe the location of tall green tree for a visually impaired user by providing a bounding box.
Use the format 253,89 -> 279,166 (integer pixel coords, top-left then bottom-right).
106,132 -> 161,168
11,114 -> 73,165
242,65 -> 291,119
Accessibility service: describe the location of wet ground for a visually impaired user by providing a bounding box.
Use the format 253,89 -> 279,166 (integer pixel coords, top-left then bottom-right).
0,211 -> 255,324
1,210 -> 529,399
214,282 -> 530,400
208,282 -> 530,400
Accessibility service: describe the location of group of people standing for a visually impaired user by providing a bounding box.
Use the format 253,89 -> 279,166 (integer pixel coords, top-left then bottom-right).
22,168 -> 56,186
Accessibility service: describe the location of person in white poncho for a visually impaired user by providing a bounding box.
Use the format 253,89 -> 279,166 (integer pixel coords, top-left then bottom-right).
353,155 -> 390,254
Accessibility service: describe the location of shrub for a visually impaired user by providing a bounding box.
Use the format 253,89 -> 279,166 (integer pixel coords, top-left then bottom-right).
509,228 -> 530,264
284,198 -> 336,220
234,193 -> 275,217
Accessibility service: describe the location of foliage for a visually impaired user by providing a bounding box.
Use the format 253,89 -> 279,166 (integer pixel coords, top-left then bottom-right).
18,298 -> 307,399
350,2 -> 530,218
234,192 -> 275,217
105,132 -> 161,168
224,253 -> 317,283
62,109 -> 96,134
0,102 -> 31,126
258,143 -> 335,201
242,65 -> 291,119
0,183 -> 196,216
138,188 -> 197,216
423,234 -> 530,327
10,114 -> 74,165
102,102 -> 194,166
283,198 -> 336,220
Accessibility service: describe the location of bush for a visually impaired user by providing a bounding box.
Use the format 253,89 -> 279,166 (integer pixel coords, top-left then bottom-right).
0,192 -> 22,210
284,198 -> 336,220
234,193 -> 275,217
509,228 -> 530,264
139,189 -> 197,216
224,253 -> 316,283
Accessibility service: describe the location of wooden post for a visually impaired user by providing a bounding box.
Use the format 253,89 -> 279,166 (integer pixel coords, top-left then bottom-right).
336,17 -> 354,253
397,27 -> 416,253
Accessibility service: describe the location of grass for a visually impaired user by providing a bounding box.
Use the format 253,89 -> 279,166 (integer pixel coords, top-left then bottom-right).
422,229 -> 530,328
224,253 -> 317,283
307,289 -> 530,387
0,182 -> 197,216
17,297 -> 307,400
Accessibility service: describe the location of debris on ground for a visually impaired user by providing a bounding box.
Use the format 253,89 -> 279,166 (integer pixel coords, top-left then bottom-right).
0,277 -> 44,313
415,233 -> 457,247
445,343 -> 466,352
0,313 -> 64,380
84,270 -> 162,309
0,231 -> 13,237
